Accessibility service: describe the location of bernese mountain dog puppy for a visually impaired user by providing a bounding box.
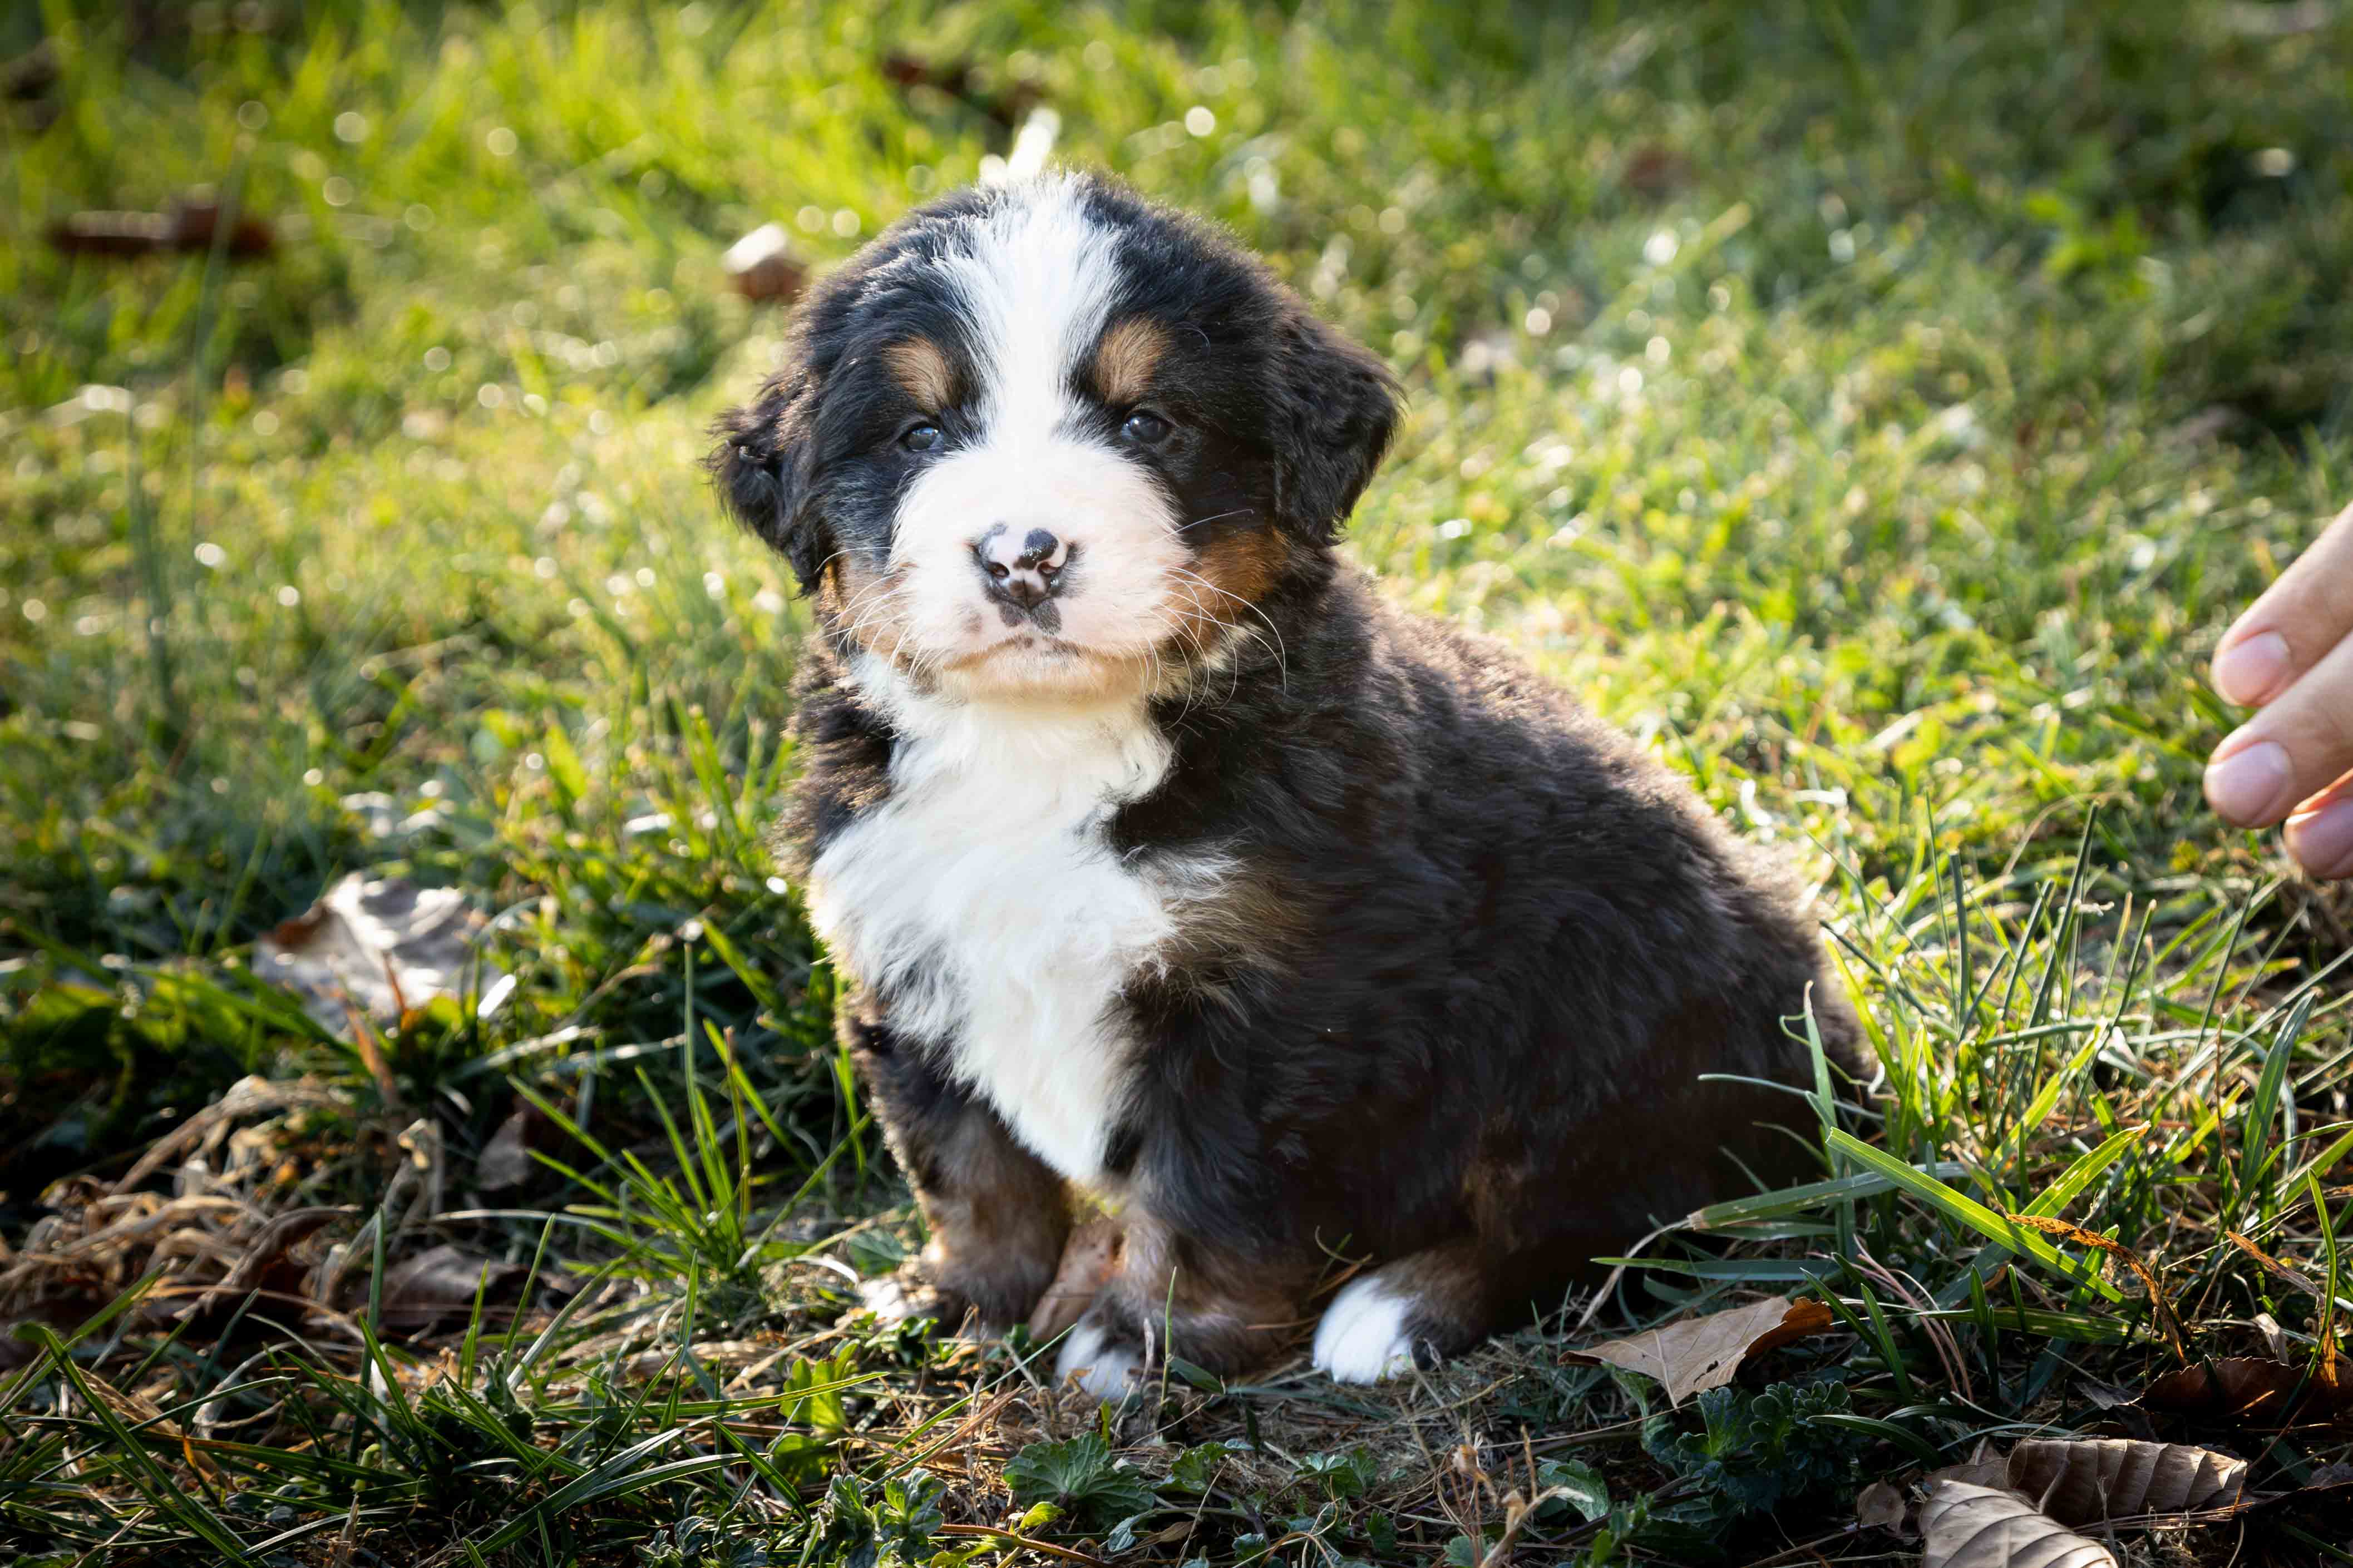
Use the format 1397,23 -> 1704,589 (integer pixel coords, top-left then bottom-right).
711,171 -> 1863,1394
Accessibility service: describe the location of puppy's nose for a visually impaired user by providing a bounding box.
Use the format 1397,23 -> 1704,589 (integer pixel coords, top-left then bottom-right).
973,525 -> 1069,609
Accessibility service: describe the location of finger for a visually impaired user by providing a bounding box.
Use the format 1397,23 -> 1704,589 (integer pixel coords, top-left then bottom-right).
2284,770 -> 2353,882
2211,501 -> 2353,706
2205,629 -> 2353,828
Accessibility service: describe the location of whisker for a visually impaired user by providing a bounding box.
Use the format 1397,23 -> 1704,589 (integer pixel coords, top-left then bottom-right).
1175,507 -> 1254,535
1166,565 -> 1289,697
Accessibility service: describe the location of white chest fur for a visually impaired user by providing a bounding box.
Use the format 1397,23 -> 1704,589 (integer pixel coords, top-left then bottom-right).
806,671 -> 1206,1184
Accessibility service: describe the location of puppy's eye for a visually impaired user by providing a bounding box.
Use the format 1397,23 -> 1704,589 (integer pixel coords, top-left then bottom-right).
1119,409 -> 1172,446
901,422 -> 944,453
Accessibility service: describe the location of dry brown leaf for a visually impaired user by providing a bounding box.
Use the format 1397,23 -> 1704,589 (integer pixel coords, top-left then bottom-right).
2226,1232 -> 2325,1299
721,223 -> 806,304
255,874 -> 510,1044
48,201 -> 275,260
2140,1356 -> 2353,1427
376,1243 -> 541,1333
1926,1438 -> 2011,1491
1624,142 -> 1693,200
1567,1295 -> 1835,1406
178,1206 -> 352,1329
475,1104 -> 553,1194
2006,1438 -> 2247,1524
2002,1215 -> 2182,1362
1856,1478 -> 1908,1534
1920,1481 -> 2117,1568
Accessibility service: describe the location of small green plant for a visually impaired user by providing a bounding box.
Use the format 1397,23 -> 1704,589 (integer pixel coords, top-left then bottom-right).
1295,1445 -> 1380,1501
1637,1381 -> 1868,1555
1002,1432 -> 1157,1529
642,1513 -> 778,1568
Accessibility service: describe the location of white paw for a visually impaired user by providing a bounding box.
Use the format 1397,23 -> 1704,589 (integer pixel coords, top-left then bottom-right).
1313,1277 -> 1419,1384
856,1272 -> 929,1324
1054,1320 -> 1142,1399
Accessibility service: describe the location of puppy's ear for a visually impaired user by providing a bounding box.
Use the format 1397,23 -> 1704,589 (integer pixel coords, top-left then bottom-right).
1266,308 -> 1399,544
708,369 -> 827,592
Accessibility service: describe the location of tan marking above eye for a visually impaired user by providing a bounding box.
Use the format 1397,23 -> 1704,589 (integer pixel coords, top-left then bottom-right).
1093,316 -> 1170,407
883,337 -> 955,410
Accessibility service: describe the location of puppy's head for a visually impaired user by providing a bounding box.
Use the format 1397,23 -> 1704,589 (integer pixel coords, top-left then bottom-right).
711,172 -> 1397,703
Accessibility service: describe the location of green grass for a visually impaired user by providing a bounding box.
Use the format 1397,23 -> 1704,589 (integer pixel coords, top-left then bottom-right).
4,1 -> 2352,1563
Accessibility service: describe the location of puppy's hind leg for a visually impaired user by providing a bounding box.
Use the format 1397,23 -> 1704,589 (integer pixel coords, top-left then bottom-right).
1311,1236 -> 1596,1384
1313,1243 -> 1490,1383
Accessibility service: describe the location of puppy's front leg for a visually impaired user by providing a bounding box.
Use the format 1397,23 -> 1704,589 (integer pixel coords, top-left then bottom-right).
839,993 -> 1071,1331
1051,1211 -> 1310,1399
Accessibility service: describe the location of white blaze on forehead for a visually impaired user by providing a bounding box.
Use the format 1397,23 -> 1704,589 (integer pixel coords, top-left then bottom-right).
935,175 -> 1123,440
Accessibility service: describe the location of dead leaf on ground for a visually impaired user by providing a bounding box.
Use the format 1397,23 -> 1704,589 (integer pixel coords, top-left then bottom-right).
1566,1294 -> 1836,1406
2226,1233 -> 2326,1300
48,201 -> 274,259
880,52 -> 1043,128
1926,1438 -> 2011,1491
2006,1438 -> 2248,1524
374,1243 -> 545,1333
179,1206 -> 353,1329
255,874 -> 511,1043
721,222 -> 806,304
1855,1478 -> 1908,1534
475,1103 -> 556,1194
2002,1214 -> 2183,1361
2139,1356 -> 2352,1428
1920,1481 -> 2117,1568
1624,141 -> 1692,200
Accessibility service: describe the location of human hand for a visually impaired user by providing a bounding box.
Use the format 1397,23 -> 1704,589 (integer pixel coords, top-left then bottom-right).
2205,501 -> 2353,880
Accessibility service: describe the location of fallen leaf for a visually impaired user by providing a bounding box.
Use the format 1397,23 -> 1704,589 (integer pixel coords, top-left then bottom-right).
1926,1438 -> 2011,1491
1855,1478 -> 1908,1533
179,1206 -> 353,1329
48,201 -> 274,259
1567,1295 -> 1835,1406
721,223 -> 806,305
474,1104 -> 553,1194
376,1243 -> 536,1333
2076,1377 -> 2142,1411
2006,1438 -> 2248,1524
880,52 -> 1043,128
255,874 -> 510,1043
2002,1214 -> 2182,1361
1624,142 -> 1691,200
2140,1356 -> 2352,1427
1920,1481 -> 2116,1568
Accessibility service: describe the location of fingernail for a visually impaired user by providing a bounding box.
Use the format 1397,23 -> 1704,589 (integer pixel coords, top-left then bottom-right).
2286,797 -> 2353,880
2204,739 -> 2295,825
2212,631 -> 2291,705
